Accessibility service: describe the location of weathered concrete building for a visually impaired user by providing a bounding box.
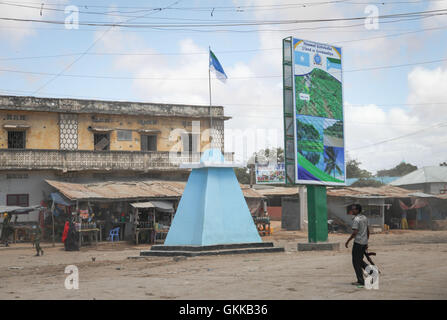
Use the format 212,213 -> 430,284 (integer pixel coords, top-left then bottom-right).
0,95 -> 233,222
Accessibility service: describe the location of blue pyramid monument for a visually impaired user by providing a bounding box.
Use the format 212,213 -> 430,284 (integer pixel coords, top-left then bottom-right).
164,149 -> 262,246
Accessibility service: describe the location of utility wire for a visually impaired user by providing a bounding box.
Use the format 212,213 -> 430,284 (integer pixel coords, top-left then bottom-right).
1,24 -> 445,62
31,0 -> 182,95
0,7 -> 446,28
1,56 -> 446,80
350,121 -> 447,150
1,0 -> 446,11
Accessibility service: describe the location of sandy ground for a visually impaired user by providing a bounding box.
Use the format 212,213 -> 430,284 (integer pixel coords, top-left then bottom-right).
1,223 -> 447,300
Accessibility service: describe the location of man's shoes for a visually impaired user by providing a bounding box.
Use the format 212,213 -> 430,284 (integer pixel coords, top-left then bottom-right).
35,253 -> 40,256
351,282 -> 364,286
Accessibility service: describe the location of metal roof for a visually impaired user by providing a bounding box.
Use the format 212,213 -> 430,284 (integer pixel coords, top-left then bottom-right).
45,180 -> 265,201
326,185 -> 439,199
252,185 -> 443,199
255,186 -> 300,197
390,166 -> 447,186
0,205 -> 41,214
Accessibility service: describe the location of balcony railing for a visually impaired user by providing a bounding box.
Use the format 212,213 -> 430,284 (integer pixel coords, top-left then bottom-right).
0,149 -> 234,171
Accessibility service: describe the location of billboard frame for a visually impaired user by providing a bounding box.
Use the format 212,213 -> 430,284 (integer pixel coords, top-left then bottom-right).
283,37 -> 346,187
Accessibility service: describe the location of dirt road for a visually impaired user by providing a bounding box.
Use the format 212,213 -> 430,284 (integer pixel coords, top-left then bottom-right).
1,229 -> 446,300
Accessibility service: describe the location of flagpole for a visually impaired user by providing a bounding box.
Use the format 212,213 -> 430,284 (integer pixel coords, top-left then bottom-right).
208,46 -> 213,148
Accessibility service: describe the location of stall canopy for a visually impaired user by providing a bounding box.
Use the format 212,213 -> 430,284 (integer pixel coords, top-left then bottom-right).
151,201 -> 174,213
130,202 -> 155,209
50,192 -> 72,206
0,205 -> 41,214
130,201 -> 174,212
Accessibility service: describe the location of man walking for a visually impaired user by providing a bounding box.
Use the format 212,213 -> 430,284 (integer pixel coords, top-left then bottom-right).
32,225 -> 44,256
1,213 -> 12,247
345,204 -> 370,287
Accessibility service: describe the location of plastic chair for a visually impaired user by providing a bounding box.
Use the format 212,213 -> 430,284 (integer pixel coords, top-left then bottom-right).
107,227 -> 120,242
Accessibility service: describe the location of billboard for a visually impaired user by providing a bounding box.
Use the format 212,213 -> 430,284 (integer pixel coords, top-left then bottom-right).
255,163 -> 285,184
286,38 -> 345,185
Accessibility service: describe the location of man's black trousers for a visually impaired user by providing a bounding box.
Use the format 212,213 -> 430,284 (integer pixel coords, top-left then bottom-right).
352,242 -> 368,284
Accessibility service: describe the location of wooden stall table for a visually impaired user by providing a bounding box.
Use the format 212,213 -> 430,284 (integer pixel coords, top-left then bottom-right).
135,227 -> 152,245
77,228 -> 99,247
12,225 -> 32,243
153,227 -> 169,244
252,216 -> 271,236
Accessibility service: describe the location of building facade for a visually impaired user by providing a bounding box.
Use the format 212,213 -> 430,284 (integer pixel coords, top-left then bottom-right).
0,95 -> 232,222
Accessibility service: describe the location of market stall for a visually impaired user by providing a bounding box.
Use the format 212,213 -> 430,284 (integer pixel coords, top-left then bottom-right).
0,205 -> 42,243
131,201 -> 174,244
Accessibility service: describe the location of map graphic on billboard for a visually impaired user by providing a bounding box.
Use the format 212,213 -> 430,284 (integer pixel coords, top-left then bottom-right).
293,38 -> 345,185
255,163 -> 286,184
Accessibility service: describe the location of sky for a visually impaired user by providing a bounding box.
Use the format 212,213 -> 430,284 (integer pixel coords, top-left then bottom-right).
0,0 -> 446,174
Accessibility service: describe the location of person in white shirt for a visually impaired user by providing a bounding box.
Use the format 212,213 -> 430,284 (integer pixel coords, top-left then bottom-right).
345,204 -> 370,287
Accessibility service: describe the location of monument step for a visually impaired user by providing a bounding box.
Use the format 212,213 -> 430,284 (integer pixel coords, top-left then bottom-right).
140,246 -> 284,257
150,242 -> 274,252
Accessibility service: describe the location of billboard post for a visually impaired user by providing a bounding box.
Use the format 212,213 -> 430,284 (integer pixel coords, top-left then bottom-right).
283,37 -> 345,249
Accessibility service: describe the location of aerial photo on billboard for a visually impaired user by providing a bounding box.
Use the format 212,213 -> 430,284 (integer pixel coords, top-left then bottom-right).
293,38 -> 345,185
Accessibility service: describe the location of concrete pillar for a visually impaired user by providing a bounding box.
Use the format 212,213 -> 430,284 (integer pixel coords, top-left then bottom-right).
307,185 -> 328,243
299,186 -> 308,231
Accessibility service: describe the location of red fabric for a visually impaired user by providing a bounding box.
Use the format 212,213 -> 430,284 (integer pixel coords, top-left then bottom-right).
62,221 -> 69,243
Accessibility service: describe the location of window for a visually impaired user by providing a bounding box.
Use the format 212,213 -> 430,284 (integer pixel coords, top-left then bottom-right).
8,131 -> 26,149
141,135 -> 157,151
182,133 -> 199,153
94,133 -> 110,151
117,130 -> 132,141
6,173 -> 28,180
7,194 -> 29,207
6,114 -> 26,121
139,119 -> 157,125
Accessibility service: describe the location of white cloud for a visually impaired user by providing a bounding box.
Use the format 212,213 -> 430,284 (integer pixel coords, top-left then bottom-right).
92,1 -> 447,168
346,64 -> 447,173
407,65 -> 447,121
0,1 -> 68,44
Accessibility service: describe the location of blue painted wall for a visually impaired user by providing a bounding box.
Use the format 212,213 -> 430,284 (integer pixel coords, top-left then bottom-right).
164,166 -> 262,246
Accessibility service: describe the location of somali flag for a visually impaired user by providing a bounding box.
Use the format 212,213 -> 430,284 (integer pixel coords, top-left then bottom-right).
295,51 -> 310,67
209,49 -> 228,83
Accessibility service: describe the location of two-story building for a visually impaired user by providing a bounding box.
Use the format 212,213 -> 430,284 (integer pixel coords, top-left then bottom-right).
0,95 -> 233,224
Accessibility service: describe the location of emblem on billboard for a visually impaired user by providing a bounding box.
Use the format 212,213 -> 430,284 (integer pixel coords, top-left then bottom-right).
313,53 -> 322,66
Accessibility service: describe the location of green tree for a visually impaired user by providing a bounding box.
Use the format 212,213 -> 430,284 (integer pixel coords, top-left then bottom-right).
247,147 -> 284,165
234,167 -> 251,184
324,147 -> 342,178
351,179 -> 384,187
376,162 -> 417,177
346,159 -> 372,179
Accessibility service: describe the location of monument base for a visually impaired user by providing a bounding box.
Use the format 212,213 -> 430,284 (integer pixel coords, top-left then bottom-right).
139,242 -> 284,257
297,242 -> 340,251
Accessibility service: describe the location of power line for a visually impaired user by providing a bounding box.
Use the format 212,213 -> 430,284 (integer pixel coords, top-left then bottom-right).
2,0 -> 446,12
1,56 -> 445,80
1,24 -> 445,62
31,0 -> 182,95
349,121 -> 447,150
0,7 -> 446,28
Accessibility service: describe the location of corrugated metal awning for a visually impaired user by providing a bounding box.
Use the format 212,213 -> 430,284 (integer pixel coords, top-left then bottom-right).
3,124 -> 31,130
151,201 -> 174,212
89,127 -> 113,132
138,129 -> 161,134
130,202 -> 155,209
0,205 -> 41,214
